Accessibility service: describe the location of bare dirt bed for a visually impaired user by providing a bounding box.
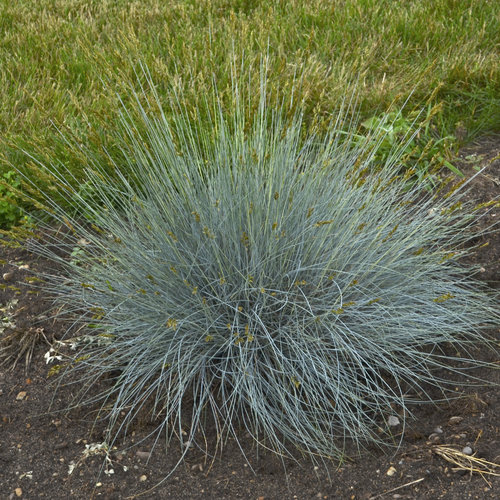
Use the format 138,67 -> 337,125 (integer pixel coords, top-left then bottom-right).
0,136 -> 499,500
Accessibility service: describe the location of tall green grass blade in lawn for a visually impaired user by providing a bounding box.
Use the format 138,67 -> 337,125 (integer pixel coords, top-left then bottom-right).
23,69 -> 499,479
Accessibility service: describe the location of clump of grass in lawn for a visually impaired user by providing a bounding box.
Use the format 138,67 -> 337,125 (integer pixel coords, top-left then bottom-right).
25,67 -> 499,478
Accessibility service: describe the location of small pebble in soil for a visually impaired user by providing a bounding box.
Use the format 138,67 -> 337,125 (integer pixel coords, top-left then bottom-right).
139,475 -> 147,482
428,433 -> 441,443
387,416 -> 400,427
14,488 -> 22,497
3,271 -> 15,281
433,426 -> 443,434
15,392 -> 27,401
462,446 -> 473,455
448,416 -> 463,425
386,466 -> 397,476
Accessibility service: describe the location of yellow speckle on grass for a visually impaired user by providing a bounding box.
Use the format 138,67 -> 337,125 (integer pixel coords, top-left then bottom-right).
474,200 -> 500,210
433,293 -> 455,303
314,219 -> 333,227
47,365 -> 63,377
382,224 -> 399,243
241,231 -> 249,247
166,318 -> 178,329
203,226 -> 215,239
440,252 -> 456,263
441,201 -> 462,215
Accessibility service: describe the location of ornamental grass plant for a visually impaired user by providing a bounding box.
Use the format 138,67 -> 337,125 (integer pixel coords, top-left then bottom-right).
24,68 -> 499,477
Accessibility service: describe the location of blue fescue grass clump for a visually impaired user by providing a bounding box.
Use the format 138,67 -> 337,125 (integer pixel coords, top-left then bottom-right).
27,72 -> 499,473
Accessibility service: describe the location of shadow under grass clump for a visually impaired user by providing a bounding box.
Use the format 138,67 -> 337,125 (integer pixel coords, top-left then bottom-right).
21,69 -> 499,480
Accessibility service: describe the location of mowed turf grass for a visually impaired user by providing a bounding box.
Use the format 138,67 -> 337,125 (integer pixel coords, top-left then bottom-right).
0,0 -> 499,208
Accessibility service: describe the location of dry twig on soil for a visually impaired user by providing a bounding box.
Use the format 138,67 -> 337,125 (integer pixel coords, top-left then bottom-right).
432,444 -> 500,487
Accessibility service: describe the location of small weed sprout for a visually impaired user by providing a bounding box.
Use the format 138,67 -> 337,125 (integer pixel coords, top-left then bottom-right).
0,170 -> 23,228
26,69 -> 499,476
67,441 -> 120,477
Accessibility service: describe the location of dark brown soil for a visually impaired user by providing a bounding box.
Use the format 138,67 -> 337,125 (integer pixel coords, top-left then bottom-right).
0,137 -> 499,500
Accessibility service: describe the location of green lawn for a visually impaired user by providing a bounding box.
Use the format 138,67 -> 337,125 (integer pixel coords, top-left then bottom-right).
0,0 -> 499,226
